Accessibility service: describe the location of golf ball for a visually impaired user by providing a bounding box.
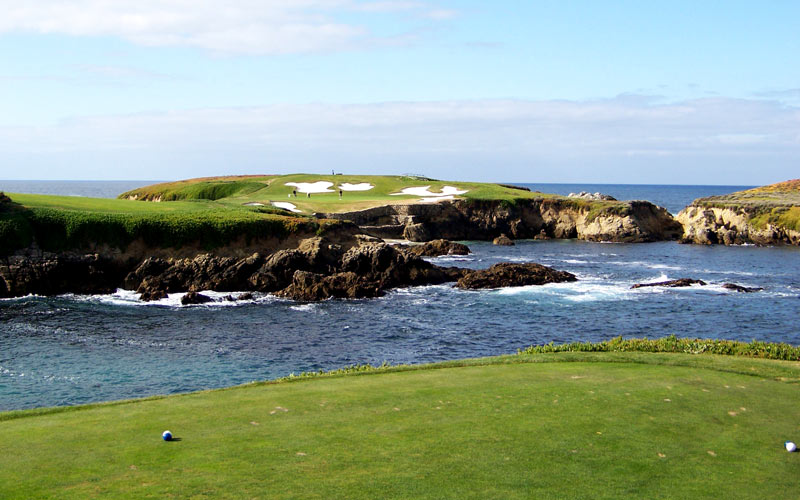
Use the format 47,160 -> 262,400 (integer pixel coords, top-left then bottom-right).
785,441 -> 796,452
162,430 -> 173,441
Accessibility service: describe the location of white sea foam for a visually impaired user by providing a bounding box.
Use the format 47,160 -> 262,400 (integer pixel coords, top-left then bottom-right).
607,260 -> 682,271
289,303 -> 317,312
68,289 -> 272,308
495,279 -> 633,303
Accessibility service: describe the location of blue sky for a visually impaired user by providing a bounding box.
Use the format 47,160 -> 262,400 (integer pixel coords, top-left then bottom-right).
0,0 -> 798,183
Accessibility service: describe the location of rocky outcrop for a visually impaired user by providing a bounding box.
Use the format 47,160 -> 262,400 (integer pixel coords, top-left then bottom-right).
568,191 -> 617,201
677,205 -> 800,245
319,198 -> 682,243
0,254 -> 129,297
677,181 -> 800,246
493,234 -> 514,246
121,238 -> 468,302
456,263 -> 576,289
400,239 -> 470,257
181,291 -> 213,305
631,278 -> 706,289
722,283 -> 763,293
0,192 -> 11,207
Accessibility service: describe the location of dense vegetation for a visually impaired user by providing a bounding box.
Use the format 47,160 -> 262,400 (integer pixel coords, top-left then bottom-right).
0,192 -> 325,256
3,339 -> 800,499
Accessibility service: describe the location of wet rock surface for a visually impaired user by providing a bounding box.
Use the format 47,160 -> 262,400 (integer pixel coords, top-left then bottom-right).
631,278 -> 707,289
401,239 -> 470,257
492,234 -> 514,246
722,283 -> 763,293
181,291 -> 214,305
456,263 -> 577,289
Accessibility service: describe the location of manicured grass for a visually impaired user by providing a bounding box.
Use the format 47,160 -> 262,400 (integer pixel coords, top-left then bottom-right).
119,173 -> 586,214
2,350 -> 800,499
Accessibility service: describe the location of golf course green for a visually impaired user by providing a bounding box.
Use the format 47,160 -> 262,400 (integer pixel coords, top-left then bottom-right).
2,342 -> 800,499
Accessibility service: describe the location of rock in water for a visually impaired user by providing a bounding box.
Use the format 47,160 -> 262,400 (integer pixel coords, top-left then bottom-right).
404,239 -> 470,257
493,234 -> 515,246
456,263 -> 576,289
181,291 -> 213,305
140,288 -> 167,301
631,278 -> 706,289
722,283 -> 763,293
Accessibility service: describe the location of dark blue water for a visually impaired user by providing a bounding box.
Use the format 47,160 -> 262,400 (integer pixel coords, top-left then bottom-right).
0,180 -> 162,199
518,183 -> 753,215
1,181 -> 795,411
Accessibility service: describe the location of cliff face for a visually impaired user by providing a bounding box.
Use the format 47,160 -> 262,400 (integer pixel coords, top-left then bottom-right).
320,199 -> 682,243
677,205 -> 800,245
676,180 -> 800,245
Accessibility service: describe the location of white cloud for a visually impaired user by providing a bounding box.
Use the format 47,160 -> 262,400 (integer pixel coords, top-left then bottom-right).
0,0 -> 454,54
0,97 -> 797,183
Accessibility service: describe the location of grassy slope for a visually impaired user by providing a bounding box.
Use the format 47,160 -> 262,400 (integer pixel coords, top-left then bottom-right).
692,179 -> 800,231
119,174 -> 615,214
0,192 -> 327,256
2,350 -> 800,499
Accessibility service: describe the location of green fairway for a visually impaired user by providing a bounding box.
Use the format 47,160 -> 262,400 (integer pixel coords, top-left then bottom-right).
3,351 -> 800,499
118,173 -> 582,214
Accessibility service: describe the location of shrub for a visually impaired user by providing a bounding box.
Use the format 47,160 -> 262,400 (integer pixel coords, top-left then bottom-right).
518,335 -> 800,361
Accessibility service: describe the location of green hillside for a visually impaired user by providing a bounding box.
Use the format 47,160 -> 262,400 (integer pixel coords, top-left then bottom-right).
119,173 -> 566,214
0,191 -> 329,256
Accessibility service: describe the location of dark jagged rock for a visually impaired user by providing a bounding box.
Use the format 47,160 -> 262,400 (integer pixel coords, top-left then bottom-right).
140,288 -> 167,301
493,234 -> 514,246
403,239 -> 470,257
631,278 -> 707,289
181,291 -> 214,305
278,271 -> 383,301
456,263 -> 576,289
722,283 -> 763,293
0,254 -> 126,298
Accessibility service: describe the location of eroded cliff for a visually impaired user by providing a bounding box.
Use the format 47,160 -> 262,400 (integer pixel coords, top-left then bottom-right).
320,198 -> 682,243
677,180 -> 800,245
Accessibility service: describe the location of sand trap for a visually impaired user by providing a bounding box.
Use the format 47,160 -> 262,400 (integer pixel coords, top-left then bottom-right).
420,195 -> 455,203
339,182 -> 374,191
272,202 -> 302,213
243,202 -> 264,206
285,181 -> 334,193
391,185 -> 469,197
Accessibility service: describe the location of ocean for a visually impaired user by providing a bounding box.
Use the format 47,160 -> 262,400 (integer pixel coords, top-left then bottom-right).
3,180 -> 798,411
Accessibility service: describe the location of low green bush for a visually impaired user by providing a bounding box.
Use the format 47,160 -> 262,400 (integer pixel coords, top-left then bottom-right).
519,335 -> 800,361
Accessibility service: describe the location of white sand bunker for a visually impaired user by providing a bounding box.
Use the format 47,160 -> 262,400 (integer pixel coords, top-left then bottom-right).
338,182 -> 374,191
271,202 -> 302,213
285,181 -> 335,193
243,202 -> 264,206
391,185 -> 469,199
420,195 -> 455,203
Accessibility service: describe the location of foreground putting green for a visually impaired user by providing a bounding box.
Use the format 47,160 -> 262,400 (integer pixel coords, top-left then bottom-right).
2,352 -> 800,499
